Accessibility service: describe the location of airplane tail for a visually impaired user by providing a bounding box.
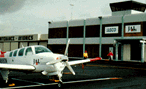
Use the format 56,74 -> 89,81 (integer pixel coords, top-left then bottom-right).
0,50 -> 6,57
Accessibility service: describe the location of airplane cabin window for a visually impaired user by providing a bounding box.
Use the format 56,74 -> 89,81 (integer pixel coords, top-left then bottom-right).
13,50 -> 18,57
18,48 -> 25,56
35,47 -> 51,54
25,47 -> 33,55
9,52 -> 13,57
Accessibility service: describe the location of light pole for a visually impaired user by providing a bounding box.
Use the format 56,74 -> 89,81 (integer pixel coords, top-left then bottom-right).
99,16 -> 102,57
70,4 -> 74,20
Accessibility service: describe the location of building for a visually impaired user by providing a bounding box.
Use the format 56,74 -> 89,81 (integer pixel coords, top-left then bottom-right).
0,34 -> 48,52
48,1 -> 146,62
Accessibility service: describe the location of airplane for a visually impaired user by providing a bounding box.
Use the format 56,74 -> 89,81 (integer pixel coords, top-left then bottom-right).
0,39 -> 101,87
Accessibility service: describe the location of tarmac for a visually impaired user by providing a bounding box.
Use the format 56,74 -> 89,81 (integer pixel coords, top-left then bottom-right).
1,60 -> 146,88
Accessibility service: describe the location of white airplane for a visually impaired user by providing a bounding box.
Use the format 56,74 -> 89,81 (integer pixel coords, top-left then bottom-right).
0,40 -> 101,86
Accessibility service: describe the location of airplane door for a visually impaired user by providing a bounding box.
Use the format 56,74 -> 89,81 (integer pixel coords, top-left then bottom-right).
11,50 -> 18,64
8,51 -> 14,64
23,47 -> 34,65
16,48 -> 25,64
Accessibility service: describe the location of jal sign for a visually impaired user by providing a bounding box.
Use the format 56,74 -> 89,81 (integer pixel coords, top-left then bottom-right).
105,26 -> 118,34
125,25 -> 141,33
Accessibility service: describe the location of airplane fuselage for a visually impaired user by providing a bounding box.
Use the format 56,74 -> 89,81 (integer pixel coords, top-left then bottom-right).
0,43 -> 101,84
2,45 -> 68,75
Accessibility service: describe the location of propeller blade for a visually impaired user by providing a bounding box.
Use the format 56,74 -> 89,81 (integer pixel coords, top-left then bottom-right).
65,61 -> 75,75
64,39 -> 70,56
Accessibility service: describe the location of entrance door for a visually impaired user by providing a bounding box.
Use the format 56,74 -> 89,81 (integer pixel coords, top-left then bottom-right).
131,43 -> 141,61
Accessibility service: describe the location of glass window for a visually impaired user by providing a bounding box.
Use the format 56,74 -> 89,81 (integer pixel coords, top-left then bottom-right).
35,47 -> 52,54
18,48 -> 25,56
25,47 -> 33,55
13,50 -> 18,57
9,52 -> 13,57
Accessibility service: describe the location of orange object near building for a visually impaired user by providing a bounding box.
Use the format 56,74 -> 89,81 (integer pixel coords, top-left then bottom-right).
82,64 -> 84,69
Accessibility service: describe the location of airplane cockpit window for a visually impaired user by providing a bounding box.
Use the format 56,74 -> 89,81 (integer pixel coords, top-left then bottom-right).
9,52 -> 13,57
13,50 -> 18,57
18,48 -> 25,56
35,47 -> 52,54
25,47 -> 33,55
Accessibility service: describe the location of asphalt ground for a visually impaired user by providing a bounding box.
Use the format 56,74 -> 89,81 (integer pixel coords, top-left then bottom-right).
1,60 -> 146,89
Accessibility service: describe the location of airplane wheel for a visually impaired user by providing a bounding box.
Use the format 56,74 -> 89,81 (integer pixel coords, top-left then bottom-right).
58,82 -> 62,88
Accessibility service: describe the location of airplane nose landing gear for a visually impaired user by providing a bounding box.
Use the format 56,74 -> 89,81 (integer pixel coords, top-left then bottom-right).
58,82 -> 62,88
49,75 -> 63,88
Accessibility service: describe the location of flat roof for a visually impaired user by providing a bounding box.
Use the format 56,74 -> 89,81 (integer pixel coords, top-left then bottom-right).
110,1 -> 146,12
114,37 -> 146,43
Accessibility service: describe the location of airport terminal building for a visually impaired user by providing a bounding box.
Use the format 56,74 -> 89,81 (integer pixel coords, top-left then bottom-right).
0,34 -> 48,52
48,1 -> 146,62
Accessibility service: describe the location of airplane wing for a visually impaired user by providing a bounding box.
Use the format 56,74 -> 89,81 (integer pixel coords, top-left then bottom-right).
68,57 -> 102,66
0,63 -> 35,71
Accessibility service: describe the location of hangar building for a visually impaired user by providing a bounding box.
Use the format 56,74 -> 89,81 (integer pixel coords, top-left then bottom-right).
0,34 -> 48,52
48,1 -> 146,62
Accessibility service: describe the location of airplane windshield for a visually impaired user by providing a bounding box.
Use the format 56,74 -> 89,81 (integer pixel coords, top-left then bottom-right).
35,47 -> 52,54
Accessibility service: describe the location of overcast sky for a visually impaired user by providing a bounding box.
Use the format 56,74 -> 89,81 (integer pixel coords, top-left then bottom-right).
0,0 -> 146,36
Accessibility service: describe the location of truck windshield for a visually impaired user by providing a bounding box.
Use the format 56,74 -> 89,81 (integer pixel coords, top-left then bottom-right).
35,47 -> 52,54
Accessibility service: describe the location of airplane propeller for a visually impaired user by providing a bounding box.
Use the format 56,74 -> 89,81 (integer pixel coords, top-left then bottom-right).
64,39 -> 70,56
64,39 -> 75,75
65,61 -> 75,75
46,39 -> 76,76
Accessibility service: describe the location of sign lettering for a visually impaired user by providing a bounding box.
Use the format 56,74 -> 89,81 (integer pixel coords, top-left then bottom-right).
105,26 -> 119,34
18,35 -> 33,40
125,25 -> 141,33
0,36 -> 14,41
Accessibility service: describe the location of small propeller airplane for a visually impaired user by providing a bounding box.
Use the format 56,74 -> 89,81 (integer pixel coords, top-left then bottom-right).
0,39 -> 101,86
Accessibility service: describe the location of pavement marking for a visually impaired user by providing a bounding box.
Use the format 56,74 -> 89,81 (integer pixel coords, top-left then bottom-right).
3,83 -> 58,89
3,77 -> 122,89
11,78 -> 45,85
63,72 -> 72,74
63,77 -> 122,84
86,65 -> 146,70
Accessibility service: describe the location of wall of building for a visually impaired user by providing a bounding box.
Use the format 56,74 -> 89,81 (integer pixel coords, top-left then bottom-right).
0,34 -> 48,52
39,42 -> 48,47
3,42 -> 10,52
11,42 -> 18,51
48,12 -> 146,61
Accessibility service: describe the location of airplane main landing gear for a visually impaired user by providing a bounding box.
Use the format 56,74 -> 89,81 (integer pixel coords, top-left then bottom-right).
0,70 -> 9,84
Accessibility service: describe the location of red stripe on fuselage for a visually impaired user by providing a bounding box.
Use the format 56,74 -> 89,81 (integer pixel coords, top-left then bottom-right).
0,51 -> 6,57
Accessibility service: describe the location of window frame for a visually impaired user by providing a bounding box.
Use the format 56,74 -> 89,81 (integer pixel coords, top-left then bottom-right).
13,50 -> 18,57
25,47 -> 33,56
18,48 -> 25,57
35,46 -> 52,54
9,52 -> 13,57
